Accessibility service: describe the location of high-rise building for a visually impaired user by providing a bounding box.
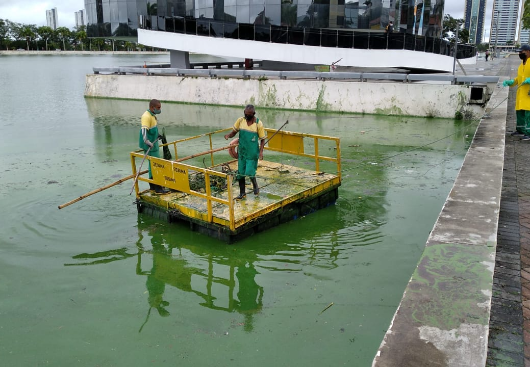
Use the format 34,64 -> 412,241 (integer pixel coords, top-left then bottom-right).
464,0 -> 487,44
490,0 -> 520,46
75,10 -> 86,28
518,6 -> 530,46
519,28 -> 530,45
46,8 -> 58,30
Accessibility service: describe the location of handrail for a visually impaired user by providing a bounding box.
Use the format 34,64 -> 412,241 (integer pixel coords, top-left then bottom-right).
93,67 -> 498,84
131,128 -> 341,231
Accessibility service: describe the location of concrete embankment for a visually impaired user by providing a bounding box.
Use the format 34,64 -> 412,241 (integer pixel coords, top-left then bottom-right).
373,59 -> 509,366
85,73 -> 481,118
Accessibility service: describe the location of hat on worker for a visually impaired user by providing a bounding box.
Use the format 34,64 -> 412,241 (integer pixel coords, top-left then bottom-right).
518,44 -> 530,52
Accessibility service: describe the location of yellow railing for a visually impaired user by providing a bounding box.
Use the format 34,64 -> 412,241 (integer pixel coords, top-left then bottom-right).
131,128 -> 341,232
264,129 -> 341,180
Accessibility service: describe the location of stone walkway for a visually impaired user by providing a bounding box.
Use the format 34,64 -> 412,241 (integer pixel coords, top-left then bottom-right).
486,55 -> 530,366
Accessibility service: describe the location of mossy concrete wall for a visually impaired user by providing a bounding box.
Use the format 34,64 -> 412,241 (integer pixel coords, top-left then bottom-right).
85,74 -> 476,118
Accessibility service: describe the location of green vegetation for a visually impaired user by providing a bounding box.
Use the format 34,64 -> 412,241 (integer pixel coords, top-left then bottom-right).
0,18 -> 160,51
520,0 -> 530,37
442,14 -> 469,44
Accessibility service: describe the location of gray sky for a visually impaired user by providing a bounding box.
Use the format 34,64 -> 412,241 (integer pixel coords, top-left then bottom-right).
0,0 -> 85,29
0,0 -> 503,41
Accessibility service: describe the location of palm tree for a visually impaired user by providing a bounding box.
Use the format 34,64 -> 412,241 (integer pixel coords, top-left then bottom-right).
56,27 -> 71,50
37,26 -> 53,50
0,19 -> 8,50
75,25 -> 87,51
19,25 -> 37,50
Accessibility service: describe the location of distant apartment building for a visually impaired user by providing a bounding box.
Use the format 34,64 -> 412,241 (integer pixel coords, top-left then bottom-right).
75,10 -> 86,28
46,8 -> 58,30
519,28 -> 530,45
464,0 -> 487,44
490,0 -> 520,46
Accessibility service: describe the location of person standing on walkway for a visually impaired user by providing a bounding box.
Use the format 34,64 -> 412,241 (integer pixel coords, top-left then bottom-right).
224,105 -> 266,200
139,99 -> 168,193
485,50 -> 490,61
503,45 -> 530,139
385,21 -> 394,34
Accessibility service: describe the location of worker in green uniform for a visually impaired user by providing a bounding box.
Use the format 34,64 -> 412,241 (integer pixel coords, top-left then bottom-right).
139,99 -> 168,193
224,105 -> 266,200
503,45 -> 530,139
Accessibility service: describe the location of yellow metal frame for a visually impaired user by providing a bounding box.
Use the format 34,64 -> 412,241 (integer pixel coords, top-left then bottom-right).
131,128 -> 341,232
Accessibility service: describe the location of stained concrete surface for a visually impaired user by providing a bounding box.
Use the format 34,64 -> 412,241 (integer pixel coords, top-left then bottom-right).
374,55 -> 530,366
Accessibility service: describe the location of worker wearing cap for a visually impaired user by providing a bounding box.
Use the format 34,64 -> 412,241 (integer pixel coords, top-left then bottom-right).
224,104 -> 266,200
503,44 -> 530,140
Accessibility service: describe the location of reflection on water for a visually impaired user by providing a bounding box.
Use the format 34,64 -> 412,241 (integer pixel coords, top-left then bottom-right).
68,211 -> 380,333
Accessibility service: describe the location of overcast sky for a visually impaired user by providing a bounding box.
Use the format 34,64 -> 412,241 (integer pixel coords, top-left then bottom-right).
0,0 -> 511,41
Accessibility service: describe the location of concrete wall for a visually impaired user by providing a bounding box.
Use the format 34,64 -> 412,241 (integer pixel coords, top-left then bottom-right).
85,74 -> 476,118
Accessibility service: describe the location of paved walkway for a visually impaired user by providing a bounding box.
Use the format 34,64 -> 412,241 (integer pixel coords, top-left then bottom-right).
483,55 -> 528,366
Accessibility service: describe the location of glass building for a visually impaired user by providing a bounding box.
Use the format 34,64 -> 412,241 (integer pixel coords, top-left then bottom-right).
490,0 -> 520,46
464,0 -> 486,45
84,0 -> 445,39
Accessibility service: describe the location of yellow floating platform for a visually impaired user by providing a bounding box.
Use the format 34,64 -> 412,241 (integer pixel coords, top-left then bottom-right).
131,128 -> 341,242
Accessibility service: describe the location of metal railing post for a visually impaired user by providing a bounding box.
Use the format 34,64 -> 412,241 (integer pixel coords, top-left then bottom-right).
314,137 -> 320,172
205,172 -> 212,223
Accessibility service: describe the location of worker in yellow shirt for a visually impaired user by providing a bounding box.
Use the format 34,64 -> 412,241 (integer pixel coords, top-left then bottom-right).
138,99 -> 168,193
224,105 -> 266,199
503,45 -> 530,139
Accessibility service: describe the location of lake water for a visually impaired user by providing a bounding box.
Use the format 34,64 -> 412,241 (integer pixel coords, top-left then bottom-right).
0,54 -> 478,366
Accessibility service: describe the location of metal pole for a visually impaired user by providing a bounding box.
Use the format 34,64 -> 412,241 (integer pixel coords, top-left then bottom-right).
452,21 -> 460,76
494,11 -> 500,58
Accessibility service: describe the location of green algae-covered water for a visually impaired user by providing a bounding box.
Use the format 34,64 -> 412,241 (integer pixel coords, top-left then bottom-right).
0,55 -> 478,366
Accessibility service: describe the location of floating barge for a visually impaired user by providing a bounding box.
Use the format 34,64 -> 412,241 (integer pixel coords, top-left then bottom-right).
131,127 -> 341,242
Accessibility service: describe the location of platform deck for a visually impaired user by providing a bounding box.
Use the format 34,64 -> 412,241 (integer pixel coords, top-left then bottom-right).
137,160 -> 340,241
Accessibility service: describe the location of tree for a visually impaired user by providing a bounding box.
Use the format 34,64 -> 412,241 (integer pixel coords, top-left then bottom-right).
75,28 -> 87,50
523,0 -> 530,30
0,19 -> 9,50
19,25 -> 36,50
56,26 -> 71,50
442,14 -> 466,44
37,26 -> 54,50
476,43 -> 489,52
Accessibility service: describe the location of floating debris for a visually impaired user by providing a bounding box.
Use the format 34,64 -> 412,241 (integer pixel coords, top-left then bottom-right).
319,302 -> 334,315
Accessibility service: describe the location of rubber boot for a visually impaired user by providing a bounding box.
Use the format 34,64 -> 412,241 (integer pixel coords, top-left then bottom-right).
155,184 -> 169,194
250,177 -> 259,195
235,178 -> 246,200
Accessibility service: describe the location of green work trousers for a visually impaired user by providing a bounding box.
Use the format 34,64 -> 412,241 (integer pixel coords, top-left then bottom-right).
145,148 -> 160,179
516,110 -> 530,134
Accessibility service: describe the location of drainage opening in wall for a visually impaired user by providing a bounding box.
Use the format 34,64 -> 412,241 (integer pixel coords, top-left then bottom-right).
469,86 -> 486,104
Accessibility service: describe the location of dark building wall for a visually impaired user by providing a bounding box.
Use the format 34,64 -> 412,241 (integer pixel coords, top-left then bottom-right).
85,0 -> 444,38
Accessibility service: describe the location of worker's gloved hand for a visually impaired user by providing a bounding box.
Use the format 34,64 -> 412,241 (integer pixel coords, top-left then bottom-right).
158,134 -> 163,141
503,79 -> 515,87
522,78 -> 530,85
146,140 -> 153,148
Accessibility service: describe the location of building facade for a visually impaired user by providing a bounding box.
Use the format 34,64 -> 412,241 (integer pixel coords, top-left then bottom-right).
84,0 -> 445,39
464,0 -> 487,44
46,8 -> 58,30
75,9 -> 86,28
490,0 -> 520,46
519,28 -> 530,45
